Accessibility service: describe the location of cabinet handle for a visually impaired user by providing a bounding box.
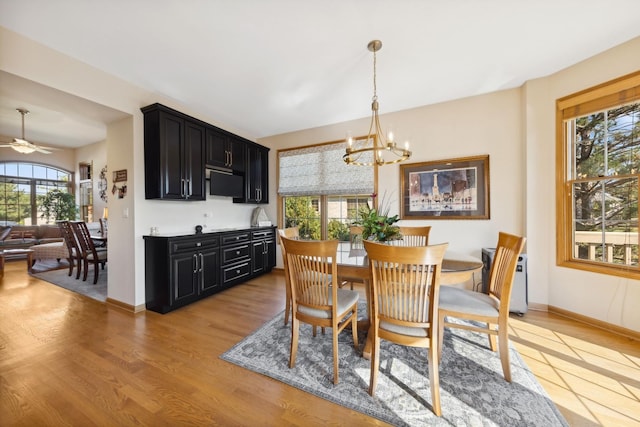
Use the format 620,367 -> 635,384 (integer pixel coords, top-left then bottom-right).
229,150 -> 233,167
187,179 -> 192,198
236,250 -> 240,255
193,253 -> 198,273
199,253 -> 204,273
181,179 -> 186,198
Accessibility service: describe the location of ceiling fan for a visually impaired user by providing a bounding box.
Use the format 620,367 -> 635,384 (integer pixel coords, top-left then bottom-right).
0,108 -> 59,154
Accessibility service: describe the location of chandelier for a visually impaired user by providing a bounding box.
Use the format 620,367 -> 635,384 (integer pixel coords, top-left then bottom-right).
343,40 -> 411,166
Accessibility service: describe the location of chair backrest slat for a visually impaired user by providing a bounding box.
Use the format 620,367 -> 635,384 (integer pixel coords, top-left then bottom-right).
281,237 -> 338,310
487,232 -> 526,311
365,241 -> 448,326
391,226 -> 431,247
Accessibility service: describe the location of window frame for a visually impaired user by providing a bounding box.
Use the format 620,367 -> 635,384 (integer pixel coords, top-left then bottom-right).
556,70 -> 640,279
0,161 -> 74,226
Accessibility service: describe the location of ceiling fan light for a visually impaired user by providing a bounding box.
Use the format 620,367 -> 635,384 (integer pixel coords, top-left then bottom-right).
11,144 -> 36,154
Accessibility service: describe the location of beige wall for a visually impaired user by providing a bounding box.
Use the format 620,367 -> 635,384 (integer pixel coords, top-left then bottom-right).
261,36 -> 640,332
527,37 -> 640,331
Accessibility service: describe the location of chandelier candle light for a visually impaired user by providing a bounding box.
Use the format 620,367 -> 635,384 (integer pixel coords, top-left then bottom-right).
343,40 -> 411,166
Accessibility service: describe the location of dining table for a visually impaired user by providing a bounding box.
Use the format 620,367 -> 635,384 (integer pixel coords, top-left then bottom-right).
334,242 -> 483,359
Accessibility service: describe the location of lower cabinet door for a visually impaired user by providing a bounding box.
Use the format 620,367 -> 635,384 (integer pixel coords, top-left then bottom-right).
200,247 -> 221,293
171,252 -> 199,305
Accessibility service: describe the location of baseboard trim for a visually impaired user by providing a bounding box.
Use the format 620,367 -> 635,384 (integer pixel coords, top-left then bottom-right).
106,297 -> 146,314
527,302 -> 548,312
548,305 -> 640,341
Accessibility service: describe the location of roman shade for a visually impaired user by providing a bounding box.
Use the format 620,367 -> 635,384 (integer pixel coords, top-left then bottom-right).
278,142 -> 374,196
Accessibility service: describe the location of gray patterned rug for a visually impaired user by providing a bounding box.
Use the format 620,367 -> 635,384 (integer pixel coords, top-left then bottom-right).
221,306 -> 568,427
32,264 -> 107,302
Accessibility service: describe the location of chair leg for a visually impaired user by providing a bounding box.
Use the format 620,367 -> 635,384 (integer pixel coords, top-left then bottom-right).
75,257 -> 82,279
488,322 -> 498,351
67,257 -> 73,276
498,325 -> 512,382
93,263 -> 99,284
82,260 -> 89,281
351,306 -> 359,349
368,333 -> 380,395
332,323 -> 339,385
289,318 -> 299,369
428,343 -> 442,416
437,313 -> 446,363
284,284 -> 291,325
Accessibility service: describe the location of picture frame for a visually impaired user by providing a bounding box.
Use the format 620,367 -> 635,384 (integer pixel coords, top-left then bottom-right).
400,155 -> 490,220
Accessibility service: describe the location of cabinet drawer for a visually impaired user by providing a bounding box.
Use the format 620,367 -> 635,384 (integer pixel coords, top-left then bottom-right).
221,232 -> 250,246
170,236 -> 219,254
222,261 -> 250,283
251,229 -> 274,240
222,243 -> 250,264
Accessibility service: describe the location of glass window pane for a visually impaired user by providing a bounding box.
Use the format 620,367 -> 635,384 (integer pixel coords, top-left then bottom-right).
575,113 -> 605,178
33,165 -> 47,179
283,196 -> 321,240
5,163 -> 18,177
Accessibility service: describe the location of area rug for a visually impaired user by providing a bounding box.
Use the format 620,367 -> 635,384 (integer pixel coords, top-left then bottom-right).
32,265 -> 107,302
221,307 -> 568,427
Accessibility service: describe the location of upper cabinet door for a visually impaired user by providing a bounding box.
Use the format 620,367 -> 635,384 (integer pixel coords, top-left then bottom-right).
143,104 -> 206,201
184,121 -> 206,200
242,144 -> 269,204
206,128 -> 246,172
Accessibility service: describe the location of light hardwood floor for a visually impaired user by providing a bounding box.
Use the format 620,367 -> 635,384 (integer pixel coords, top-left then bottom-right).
1,260 -> 639,426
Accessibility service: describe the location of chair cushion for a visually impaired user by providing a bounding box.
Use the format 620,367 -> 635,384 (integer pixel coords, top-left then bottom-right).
379,320 -> 430,337
298,288 -> 359,319
439,286 -> 499,317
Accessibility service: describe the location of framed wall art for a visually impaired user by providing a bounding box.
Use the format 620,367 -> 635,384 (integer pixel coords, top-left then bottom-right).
400,155 -> 490,220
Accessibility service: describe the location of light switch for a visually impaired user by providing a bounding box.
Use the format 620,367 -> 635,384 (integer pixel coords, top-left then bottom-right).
123,207 -> 129,218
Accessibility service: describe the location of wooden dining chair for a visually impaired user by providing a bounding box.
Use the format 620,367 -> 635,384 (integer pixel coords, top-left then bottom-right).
58,220 -> 83,279
278,226 -> 299,325
392,225 -> 431,246
71,221 -> 108,284
364,240 -> 448,416
438,232 -> 526,382
280,236 -> 359,385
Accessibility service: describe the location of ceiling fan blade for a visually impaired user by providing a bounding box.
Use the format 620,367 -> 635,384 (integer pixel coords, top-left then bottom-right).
34,146 -> 53,154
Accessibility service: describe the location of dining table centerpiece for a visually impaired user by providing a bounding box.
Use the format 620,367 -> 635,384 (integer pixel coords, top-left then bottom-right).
356,193 -> 402,242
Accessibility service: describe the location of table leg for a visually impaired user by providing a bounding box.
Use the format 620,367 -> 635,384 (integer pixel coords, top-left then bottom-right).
0,255 -> 4,278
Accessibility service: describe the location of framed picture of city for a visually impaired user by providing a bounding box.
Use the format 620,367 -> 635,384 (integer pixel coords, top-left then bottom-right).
400,155 -> 490,220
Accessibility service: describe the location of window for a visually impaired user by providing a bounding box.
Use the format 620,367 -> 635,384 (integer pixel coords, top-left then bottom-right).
0,162 -> 73,225
556,71 -> 640,278
278,138 -> 376,240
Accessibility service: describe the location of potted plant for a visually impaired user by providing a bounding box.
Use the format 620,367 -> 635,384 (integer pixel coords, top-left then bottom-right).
39,190 -> 77,223
355,193 -> 402,242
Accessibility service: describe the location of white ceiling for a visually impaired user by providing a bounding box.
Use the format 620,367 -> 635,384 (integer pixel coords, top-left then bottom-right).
1,0 -> 640,149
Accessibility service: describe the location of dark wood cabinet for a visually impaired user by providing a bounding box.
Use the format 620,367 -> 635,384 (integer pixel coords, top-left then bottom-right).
236,143 -> 269,204
206,128 -> 246,172
144,226 -> 276,313
144,234 -> 220,313
143,103 -> 270,204
251,228 -> 276,275
142,104 -> 206,200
